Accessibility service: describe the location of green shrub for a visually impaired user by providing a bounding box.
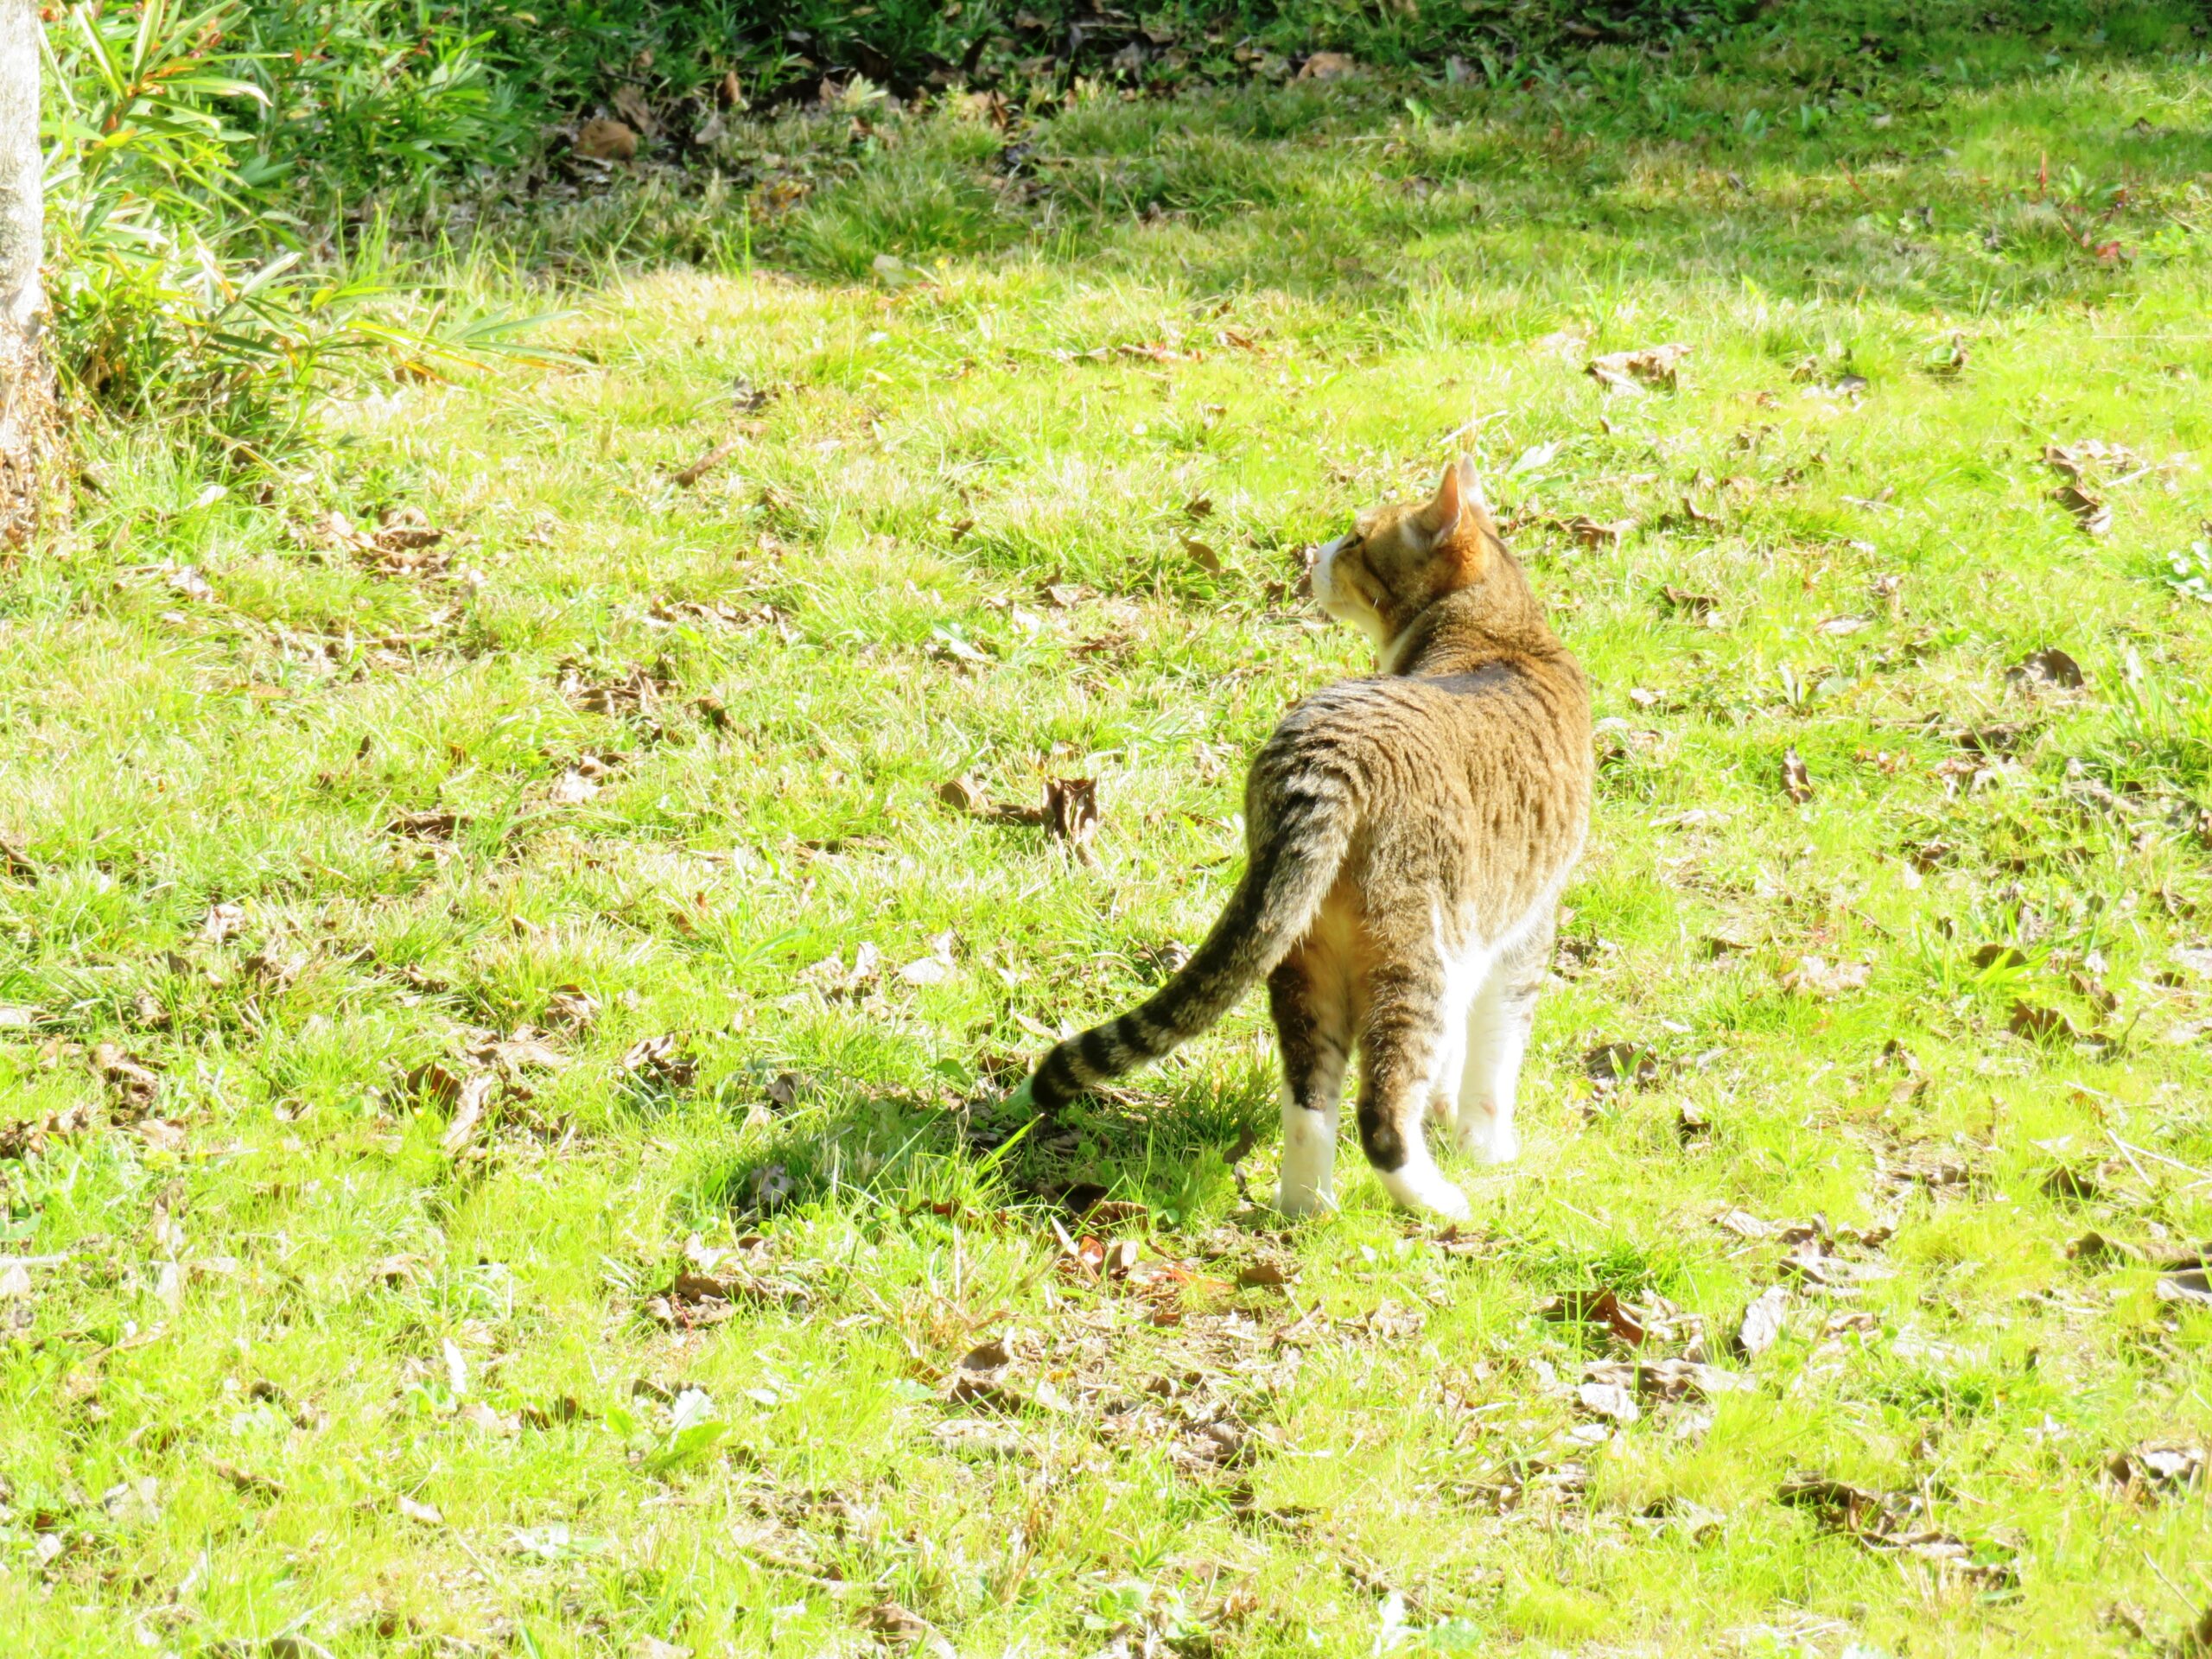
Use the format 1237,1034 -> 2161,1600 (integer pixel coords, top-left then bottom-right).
42,1 -> 548,461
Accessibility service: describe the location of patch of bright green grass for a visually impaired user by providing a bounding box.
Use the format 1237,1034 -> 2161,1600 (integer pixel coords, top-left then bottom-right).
5,3 -> 2212,1653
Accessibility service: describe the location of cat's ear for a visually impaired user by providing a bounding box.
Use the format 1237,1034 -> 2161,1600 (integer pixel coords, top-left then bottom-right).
1414,461 -> 1466,542
1421,456 -> 1500,562
1452,454 -> 1503,551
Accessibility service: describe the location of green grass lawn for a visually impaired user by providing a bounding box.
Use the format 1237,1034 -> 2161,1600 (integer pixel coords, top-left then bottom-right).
7,3 -> 2212,1653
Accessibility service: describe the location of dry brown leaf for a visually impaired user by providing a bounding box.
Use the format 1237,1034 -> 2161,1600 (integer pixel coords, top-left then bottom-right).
1542,1287 -> 1649,1347
313,507 -> 460,579
576,117 -> 639,162
1659,585 -> 1720,623
898,932 -> 957,987
1586,1357 -> 1751,1403
1779,747 -> 1814,804
2009,1001 -> 2082,1044
1296,50 -> 1358,80
1576,1379 -> 1641,1425
1586,343 -> 1690,393
1778,1472 -> 2015,1588
0,837 -> 36,883
1045,777 -> 1100,857
801,944 -> 881,1001
438,1071 -> 501,1156
164,563 -> 216,603
385,810 -> 461,841
522,1395 -> 590,1431
1735,1286 -> 1789,1358
1560,514 -> 1633,549
561,661 -> 667,719
550,768 -> 601,805
2105,1441 -> 2205,1501
2065,1230 -> 2139,1265
2043,438 -> 2142,482
2008,646 -> 2084,690
1780,1472 -> 1910,1532
210,1460 -> 283,1501
459,1400 -> 518,1437
947,1336 -> 1020,1410
610,84 -> 657,137
544,985 -> 601,1029
2053,484 -> 2113,536
2157,1268 -> 2212,1307
90,1042 -> 160,1117
859,1599 -> 953,1655
938,775 -> 989,816
369,1254 -> 424,1289
622,1034 -> 696,1089
1184,537 -> 1223,575
402,1061 -> 466,1109
132,1118 -> 188,1153
1779,957 -> 1870,998
1584,1041 -> 1658,1091
2041,1163 -> 2102,1202
241,949 -> 304,990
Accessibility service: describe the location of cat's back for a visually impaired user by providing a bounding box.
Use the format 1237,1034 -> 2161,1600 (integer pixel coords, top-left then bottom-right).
1254,651 -> 1591,907
1269,650 -> 1590,785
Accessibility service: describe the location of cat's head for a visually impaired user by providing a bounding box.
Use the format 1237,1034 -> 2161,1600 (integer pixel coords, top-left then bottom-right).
1310,456 -> 1511,653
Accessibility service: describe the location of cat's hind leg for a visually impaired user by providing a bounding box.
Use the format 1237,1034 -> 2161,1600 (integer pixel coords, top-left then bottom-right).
1454,912 -> 1552,1165
1356,947 -> 1476,1222
1269,946 -> 1351,1218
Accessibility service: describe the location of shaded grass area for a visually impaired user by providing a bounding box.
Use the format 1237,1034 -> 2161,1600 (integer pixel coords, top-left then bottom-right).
5,2 -> 2212,1654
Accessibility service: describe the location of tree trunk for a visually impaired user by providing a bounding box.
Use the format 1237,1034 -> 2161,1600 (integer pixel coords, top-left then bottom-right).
0,0 -> 54,549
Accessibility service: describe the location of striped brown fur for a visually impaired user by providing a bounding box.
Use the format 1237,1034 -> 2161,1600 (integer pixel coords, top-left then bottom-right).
1021,458 -> 1592,1219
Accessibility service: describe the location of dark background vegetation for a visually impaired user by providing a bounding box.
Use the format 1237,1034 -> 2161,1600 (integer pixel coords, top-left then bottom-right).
42,0 -> 2199,454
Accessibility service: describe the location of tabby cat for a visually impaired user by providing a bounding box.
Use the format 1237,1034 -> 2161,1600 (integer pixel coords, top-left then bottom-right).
1019,459 -> 1592,1219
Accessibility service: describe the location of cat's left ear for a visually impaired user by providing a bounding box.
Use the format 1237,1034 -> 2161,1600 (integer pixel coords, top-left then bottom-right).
1415,460 -> 1467,542
1421,456 -> 1499,573
1450,454 -> 1503,555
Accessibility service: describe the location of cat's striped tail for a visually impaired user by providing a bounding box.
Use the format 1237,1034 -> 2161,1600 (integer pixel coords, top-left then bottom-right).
1020,766 -> 1356,1112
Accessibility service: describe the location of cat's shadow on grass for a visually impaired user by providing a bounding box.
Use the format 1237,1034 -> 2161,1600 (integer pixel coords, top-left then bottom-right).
681,1067 -> 1275,1230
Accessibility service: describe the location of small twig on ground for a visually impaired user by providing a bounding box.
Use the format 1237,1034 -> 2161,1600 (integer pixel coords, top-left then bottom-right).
2104,1131 -> 2156,1190
2140,1546 -> 2196,1613
673,437 -> 741,488
2109,1131 -> 2209,1185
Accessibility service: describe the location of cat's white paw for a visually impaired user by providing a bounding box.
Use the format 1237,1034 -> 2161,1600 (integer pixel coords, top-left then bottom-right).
1379,1165 -> 1472,1222
1454,1104 -> 1519,1165
1277,1108 -> 1338,1218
